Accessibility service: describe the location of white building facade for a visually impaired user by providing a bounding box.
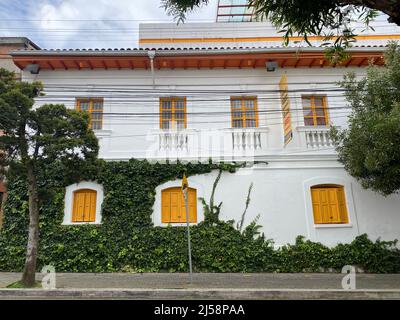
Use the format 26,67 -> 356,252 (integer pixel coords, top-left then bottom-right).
10,20 -> 400,247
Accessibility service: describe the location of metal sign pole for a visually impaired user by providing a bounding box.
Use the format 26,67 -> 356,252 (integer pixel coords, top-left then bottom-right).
183,187 -> 193,283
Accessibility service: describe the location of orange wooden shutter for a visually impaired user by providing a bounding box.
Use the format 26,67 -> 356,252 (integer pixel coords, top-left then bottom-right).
319,188 -> 330,223
161,191 -> 171,223
311,186 -> 348,224
72,192 -> 80,222
188,188 -> 197,223
311,189 -> 323,224
161,187 -> 197,223
72,189 -> 96,223
83,192 -> 91,222
327,188 -> 340,223
337,187 -> 349,223
72,192 -> 85,222
88,191 -> 97,222
170,190 -> 181,223
179,188 -> 197,223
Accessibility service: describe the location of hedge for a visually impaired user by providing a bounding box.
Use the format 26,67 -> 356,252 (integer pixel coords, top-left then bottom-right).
0,159 -> 399,273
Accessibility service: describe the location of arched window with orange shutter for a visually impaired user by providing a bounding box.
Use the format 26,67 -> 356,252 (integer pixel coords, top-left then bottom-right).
161,187 -> 197,223
72,189 -> 97,223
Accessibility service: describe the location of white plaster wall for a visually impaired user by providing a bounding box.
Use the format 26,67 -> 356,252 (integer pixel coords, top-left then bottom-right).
24,67 -> 365,161
151,165 -> 400,247
21,60 -> 400,246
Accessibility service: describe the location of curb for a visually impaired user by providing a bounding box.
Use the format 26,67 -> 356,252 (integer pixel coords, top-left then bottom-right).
1,288 -> 400,300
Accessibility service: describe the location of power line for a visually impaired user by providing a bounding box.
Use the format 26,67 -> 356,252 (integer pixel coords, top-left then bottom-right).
41,89 -> 347,95
27,73 -> 368,80
94,115 -> 350,138
26,111 -> 350,127
40,97 -> 352,103
34,95 -> 356,103
39,85 -> 348,93
59,107 -> 352,117
39,81 -> 354,86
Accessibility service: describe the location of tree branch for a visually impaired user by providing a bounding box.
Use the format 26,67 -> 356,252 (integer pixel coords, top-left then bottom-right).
341,0 -> 400,25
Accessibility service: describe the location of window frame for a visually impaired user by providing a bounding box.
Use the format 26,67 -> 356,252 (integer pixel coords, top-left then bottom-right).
302,95 -> 329,127
76,98 -> 104,130
310,184 -> 349,225
230,96 -> 259,129
159,97 -> 187,130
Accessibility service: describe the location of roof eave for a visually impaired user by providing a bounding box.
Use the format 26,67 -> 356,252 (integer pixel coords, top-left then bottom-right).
9,46 -> 386,57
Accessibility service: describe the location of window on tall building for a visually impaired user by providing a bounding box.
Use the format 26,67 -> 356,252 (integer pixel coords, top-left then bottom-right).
311,185 -> 349,224
160,97 -> 187,129
161,187 -> 197,223
302,96 -> 329,126
231,97 -> 258,128
76,98 -> 103,130
216,0 -> 255,22
72,189 -> 97,223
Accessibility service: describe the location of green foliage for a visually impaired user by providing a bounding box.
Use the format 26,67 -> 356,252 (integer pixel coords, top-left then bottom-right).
0,67 -> 101,286
200,169 -> 223,225
162,0 -> 209,22
237,182 -> 253,232
250,0 -> 379,62
276,235 -> 400,273
242,214 -> 262,239
331,42 -> 400,195
0,68 -> 99,175
0,158 -> 399,273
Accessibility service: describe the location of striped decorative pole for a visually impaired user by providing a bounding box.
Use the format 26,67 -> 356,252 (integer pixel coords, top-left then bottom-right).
182,173 -> 193,283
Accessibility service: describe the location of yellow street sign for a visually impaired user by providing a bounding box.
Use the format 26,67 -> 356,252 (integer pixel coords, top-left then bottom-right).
182,173 -> 189,190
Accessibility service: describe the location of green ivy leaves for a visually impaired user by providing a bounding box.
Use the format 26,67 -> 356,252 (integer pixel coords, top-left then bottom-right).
0,159 -> 399,273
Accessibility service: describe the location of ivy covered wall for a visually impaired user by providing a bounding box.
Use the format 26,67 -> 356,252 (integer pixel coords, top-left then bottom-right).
0,159 -> 399,273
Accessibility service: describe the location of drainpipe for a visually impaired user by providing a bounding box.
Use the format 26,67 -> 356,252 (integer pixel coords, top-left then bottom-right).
148,50 -> 156,88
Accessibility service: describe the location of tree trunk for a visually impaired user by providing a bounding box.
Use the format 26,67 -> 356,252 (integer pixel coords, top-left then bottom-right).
21,164 -> 39,287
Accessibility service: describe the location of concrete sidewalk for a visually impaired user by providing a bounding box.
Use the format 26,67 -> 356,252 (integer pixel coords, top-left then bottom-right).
1,273 -> 400,299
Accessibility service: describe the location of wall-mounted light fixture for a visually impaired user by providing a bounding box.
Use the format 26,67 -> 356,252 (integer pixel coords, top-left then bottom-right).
25,64 -> 40,74
266,61 -> 278,72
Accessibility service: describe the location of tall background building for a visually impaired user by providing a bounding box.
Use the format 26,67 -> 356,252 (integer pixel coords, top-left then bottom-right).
216,0 -> 255,22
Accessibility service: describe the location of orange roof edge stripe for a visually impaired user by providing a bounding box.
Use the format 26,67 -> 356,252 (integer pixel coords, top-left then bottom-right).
139,34 -> 400,44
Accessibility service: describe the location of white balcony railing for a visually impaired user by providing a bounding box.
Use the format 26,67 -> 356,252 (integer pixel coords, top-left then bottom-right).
231,128 -> 264,150
158,130 -> 189,151
296,126 -> 333,149
148,128 -> 269,160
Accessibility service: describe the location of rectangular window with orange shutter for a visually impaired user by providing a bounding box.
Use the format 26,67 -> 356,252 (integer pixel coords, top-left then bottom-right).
72,189 -> 97,223
161,187 -> 197,223
311,185 -> 349,224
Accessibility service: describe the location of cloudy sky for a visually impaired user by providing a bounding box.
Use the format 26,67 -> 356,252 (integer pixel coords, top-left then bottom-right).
0,0 -> 218,49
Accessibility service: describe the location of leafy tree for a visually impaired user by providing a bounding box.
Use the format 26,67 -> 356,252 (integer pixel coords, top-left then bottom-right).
331,42 -> 400,196
162,0 -> 400,61
0,68 -> 99,287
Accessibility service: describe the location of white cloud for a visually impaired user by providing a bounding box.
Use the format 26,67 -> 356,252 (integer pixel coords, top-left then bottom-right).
28,0 -> 218,49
